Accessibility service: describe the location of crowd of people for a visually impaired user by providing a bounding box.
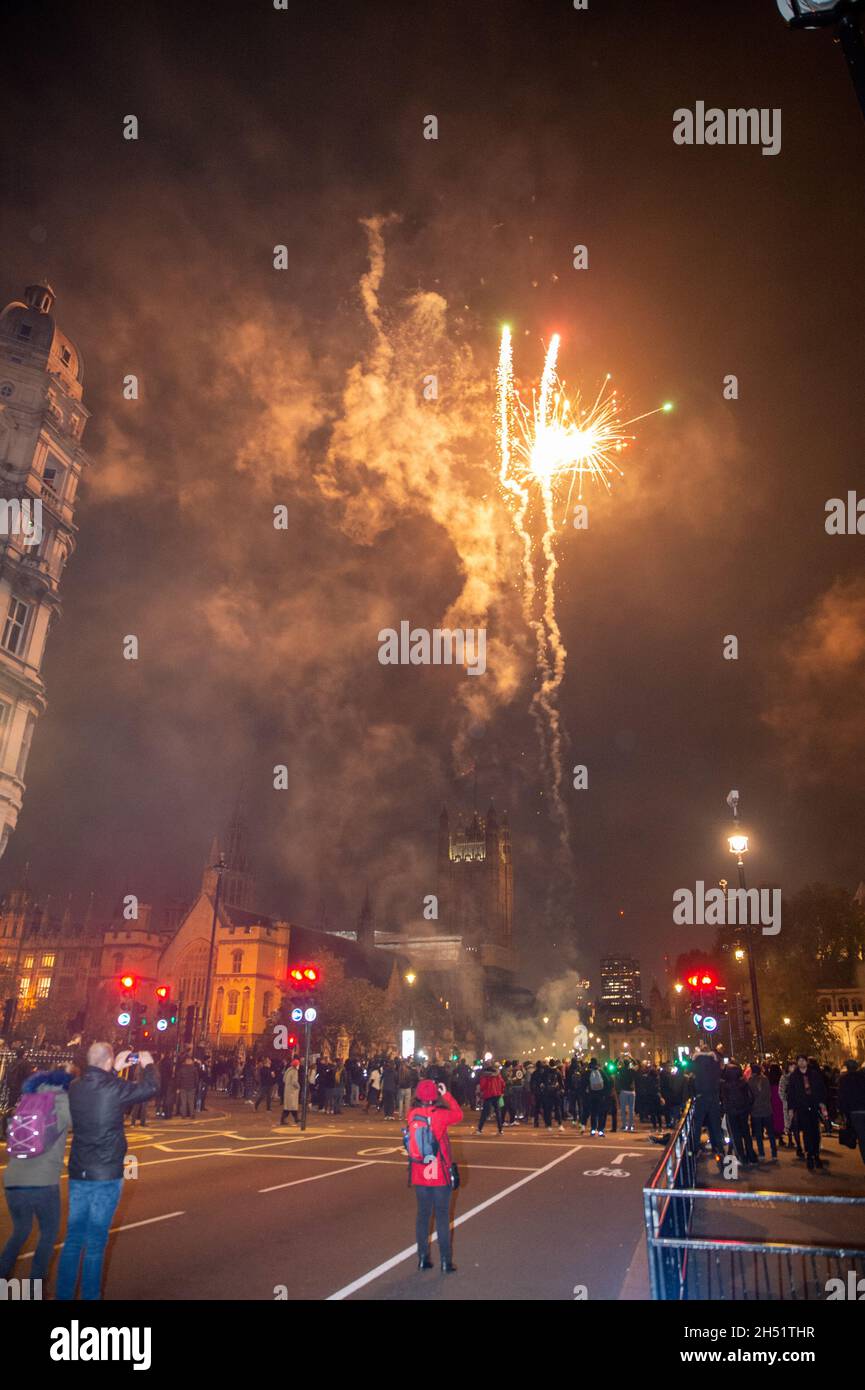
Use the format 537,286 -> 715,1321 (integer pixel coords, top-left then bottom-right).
2,1035 -> 864,1294
687,1044 -> 865,1173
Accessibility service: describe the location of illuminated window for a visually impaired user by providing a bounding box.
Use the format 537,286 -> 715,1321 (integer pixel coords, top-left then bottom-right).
41,953 -> 55,967
227,990 -> 239,1017
18,976 -> 30,997
23,955 -> 34,969
36,975 -> 51,998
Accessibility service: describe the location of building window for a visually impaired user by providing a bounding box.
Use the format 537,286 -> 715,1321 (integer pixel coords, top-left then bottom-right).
227,990 -> 239,1016
23,954 -> 34,969
60,348 -> 71,366
262,991 -> 272,1018
232,950 -> 243,973
18,976 -> 30,997
42,454 -> 66,497
2,597 -> 31,657
41,953 -> 55,967
839,997 -> 850,1015
852,999 -> 862,1015
240,987 -> 250,1029
0,700 -> 11,756
36,975 -> 51,999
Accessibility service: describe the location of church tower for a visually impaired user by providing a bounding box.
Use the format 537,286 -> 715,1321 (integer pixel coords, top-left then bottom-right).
437,800 -> 514,953
0,283 -> 90,858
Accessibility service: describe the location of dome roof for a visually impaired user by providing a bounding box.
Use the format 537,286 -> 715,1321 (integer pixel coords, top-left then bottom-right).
0,282 -> 84,384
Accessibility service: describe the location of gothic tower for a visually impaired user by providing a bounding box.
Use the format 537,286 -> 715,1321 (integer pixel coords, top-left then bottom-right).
0,283 -> 90,858
437,800 -> 514,952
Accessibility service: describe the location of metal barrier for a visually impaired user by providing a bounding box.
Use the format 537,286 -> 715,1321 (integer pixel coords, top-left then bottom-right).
643,1098 -> 865,1299
0,1046 -> 75,1114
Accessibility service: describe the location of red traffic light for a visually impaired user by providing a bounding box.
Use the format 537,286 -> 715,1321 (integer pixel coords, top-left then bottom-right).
288,964 -> 320,989
287,1034 -> 298,1048
687,974 -> 699,989
700,973 -> 714,986
119,973 -> 137,992
155,984 -> 170,1000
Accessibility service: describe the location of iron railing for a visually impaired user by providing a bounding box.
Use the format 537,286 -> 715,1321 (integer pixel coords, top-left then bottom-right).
644,1098 -> 865,1299
0,1046 -> 75,1114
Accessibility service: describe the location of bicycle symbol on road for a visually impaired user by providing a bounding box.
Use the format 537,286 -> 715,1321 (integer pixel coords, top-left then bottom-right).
583,1166 -> 630,1177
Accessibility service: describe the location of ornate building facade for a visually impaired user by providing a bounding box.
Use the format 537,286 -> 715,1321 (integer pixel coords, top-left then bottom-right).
0,283 -> 89,859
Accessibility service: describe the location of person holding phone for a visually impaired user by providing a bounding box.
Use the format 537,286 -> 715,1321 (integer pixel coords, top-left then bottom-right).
404,1078 -> 462,1273
55,1042 -> 158,1300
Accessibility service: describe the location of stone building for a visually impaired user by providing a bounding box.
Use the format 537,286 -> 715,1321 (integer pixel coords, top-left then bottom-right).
0,282 -> 90,859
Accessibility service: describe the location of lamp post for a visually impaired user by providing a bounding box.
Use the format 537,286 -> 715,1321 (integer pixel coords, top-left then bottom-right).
192,853 -> 225,1061
404,970 -> 416,1056
726,792 -> 766,1061
777,1 -> 865,122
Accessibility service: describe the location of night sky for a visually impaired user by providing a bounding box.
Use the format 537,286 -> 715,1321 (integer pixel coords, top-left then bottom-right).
1,0 -> 864,996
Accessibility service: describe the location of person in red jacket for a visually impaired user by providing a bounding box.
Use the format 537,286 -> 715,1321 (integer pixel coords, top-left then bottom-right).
405,1079 -> 462,1272
477,1062 -> 505,1135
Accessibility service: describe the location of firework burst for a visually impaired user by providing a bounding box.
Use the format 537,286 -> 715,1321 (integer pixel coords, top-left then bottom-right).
497,328 -> 670,849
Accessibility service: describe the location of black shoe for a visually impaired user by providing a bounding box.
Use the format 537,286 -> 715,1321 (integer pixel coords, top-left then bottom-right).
418,1255 -> 433,1270
441,1260 -> 457,1273
815,1157 -> 824,1169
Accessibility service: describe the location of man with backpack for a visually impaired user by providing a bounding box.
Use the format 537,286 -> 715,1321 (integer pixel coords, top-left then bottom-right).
586,1058 -> 609,1136
403,1077 -> 462,1273
1,1063 -> 73,1287
55,1042 -> 157,1300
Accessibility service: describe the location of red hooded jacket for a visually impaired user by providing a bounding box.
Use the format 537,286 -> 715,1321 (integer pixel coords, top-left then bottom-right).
478,1069 -> 505,1100
405,1090 -> 463,1187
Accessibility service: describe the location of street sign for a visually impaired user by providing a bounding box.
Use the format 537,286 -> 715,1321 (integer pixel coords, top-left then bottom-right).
290,1007 -> 303,1022
117,1011 -> 131,1027
401,1028 -> 415,1058
156,1018 -> 168,1032
703,1015 -> 718,1032
304,1007 -> 317,1022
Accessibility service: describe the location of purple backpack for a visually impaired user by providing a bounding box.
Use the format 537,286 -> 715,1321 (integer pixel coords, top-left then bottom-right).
7,1092 -> 59,1159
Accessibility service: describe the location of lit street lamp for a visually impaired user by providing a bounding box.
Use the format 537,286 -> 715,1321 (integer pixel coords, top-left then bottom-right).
726,790 -> 766,1060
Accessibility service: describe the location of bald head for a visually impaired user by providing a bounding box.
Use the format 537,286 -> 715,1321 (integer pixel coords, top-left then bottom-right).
87,1041 -> 114,1070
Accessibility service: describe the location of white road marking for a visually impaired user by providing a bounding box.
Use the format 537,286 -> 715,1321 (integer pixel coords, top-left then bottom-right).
325,1143 -> 584,1301
18,1210 -> 185,1261
611,1153 -> 643,1165
259,1161 -> 376,1193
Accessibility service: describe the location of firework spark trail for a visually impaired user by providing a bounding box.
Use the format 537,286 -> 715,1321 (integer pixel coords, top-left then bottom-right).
498,330 -> 668,849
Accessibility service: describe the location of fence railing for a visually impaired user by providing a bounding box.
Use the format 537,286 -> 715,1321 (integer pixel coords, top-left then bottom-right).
643,1097 -> 865,1299
0,1046 -> 75,1114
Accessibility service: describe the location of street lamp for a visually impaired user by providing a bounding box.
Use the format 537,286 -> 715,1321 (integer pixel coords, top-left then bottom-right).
726,790 -> 766,1061
777,1 -> 865,123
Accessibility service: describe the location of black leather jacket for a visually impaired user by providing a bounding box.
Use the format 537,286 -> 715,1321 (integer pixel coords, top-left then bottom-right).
68,1064 -> 158,1180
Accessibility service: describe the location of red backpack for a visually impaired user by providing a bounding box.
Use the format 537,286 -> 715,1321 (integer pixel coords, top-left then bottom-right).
7,1092 -> 60,1159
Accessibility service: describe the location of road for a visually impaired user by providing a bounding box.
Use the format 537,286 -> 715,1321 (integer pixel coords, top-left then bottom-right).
0,1099 -> 658,1300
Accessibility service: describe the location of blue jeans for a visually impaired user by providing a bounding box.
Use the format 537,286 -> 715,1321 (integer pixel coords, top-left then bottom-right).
55,1179 -> 123,1300
0,1185 -> 61,1282
619,1090 -> 636,1129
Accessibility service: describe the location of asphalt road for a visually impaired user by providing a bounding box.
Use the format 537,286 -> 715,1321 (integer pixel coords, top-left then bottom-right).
0,1099 -> 658,1301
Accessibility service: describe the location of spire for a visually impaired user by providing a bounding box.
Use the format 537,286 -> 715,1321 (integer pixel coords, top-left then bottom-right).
357,885 -> 374,947
222,781 -> 255,910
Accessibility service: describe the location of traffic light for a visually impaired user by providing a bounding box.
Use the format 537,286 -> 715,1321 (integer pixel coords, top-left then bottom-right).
156,985 -> 176,1032
288,964 -> 320,992
287,1033 -> 298,1049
